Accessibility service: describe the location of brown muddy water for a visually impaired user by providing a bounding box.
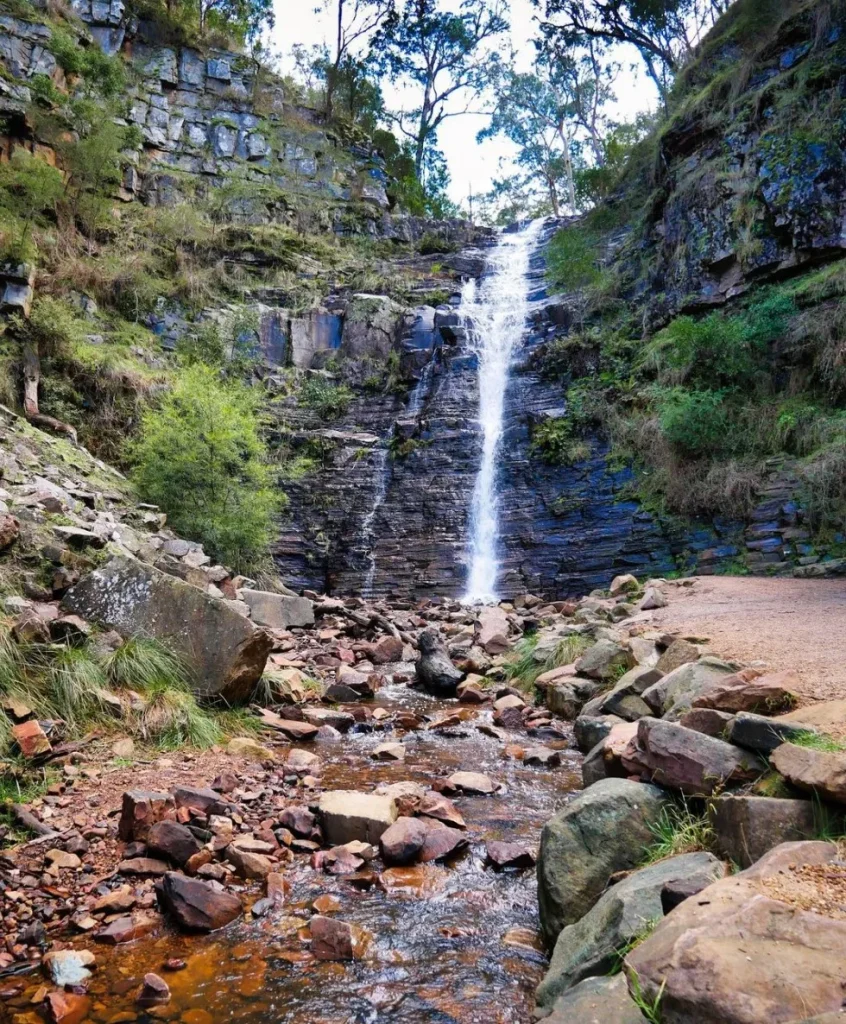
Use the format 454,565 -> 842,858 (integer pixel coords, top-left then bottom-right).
9,685 -> 582,1024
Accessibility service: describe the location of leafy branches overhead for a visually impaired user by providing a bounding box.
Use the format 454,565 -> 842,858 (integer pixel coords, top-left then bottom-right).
534,0 -> 731,103
371,0 -> 509,178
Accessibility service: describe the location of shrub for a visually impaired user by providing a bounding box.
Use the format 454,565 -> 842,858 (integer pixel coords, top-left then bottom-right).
655,388 -> 733,457
131,365 -> 281,570
530,417 -> 591,465
0,149 -> 64,261
298,375 -> 353,419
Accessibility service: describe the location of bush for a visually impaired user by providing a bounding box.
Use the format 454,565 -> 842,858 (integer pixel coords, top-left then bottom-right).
0,150 -> 64,261
131,365 -> 281,570
656,388 -> 733,457
530,417 -> 591,465
298,375 -> 353,419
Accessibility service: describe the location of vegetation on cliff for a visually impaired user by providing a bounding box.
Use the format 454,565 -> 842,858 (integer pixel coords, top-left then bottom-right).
539,0 -> 846,548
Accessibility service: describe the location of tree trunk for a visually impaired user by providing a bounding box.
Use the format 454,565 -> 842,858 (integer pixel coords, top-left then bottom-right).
22,341 -> 78,443
547,178 -> 561,218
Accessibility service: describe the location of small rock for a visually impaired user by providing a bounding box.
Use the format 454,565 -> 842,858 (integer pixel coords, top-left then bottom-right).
310,916 -> 371,961
443,771 -> 498,795
485,841 -> 536,869
137,973 -> 170,1007
371,742 -> 405,761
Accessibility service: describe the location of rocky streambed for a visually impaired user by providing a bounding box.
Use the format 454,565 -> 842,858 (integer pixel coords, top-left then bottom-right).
0,679 -> 581,1024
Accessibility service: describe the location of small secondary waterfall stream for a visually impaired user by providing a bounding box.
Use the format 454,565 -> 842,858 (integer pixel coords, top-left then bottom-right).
462,220 -> 544,603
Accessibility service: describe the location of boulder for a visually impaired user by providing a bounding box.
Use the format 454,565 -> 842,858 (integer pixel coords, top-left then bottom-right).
226,840 -> 273,879
227,736 -> 275,760
310,916 -> 371,961
692,669 -> 799,715
640,587 -> 667,610
444,771 -> 498,795
582,722 -> 638,787
709,795 -> 816,868
419,822 -> 469,862
369,635 -> 404,664
547,678 -> 604,720
485,841 -> 536,869
655,638 -> 701,674
625,718 -> 765,796
415,630 -> 464,695
728,711 -> 816,754
12,719 -> 51,758
318,790 -> 398,844
545,975 -> 648,1024
626,842 -> 846,1024
43,950 -> 96,986
418,793 -> 466,829
158,872 -> 242,932
609,574 -> 640,597
771,743 -> 846,804
779,700 -> 846,740
63,557 -> 271,702
118,790 -> 176,842
379,817 -> 428,865
537,852 -> 725,1009
537,778 -> 671,946
573,715 -> 622,753
146,821 -> 202,866
477,605 -> 510,654
0,513 -> 20,550
239,588 -> 315,629
575,640 -> 634,681
641,658 -> 736,720
600,666 -> 662,721
678,708 -> 734,738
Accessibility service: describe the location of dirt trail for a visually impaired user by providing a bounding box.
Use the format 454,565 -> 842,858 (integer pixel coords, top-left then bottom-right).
649,576 -> 846,704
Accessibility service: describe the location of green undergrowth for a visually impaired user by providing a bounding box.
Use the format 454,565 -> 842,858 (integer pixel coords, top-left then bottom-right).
643,800 -> 716,864
504,633 -> 592,692
0,630 -> 241,761
538,263 -> 846,531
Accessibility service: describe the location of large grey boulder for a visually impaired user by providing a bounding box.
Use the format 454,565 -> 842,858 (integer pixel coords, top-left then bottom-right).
624,718 -> 765,796
537,851 -> 725,1009
537,778 -> 671,947
63,557 -> 271,703
641,657 -> 737,720
575,639 -> 635,681
240,588 -> 314,629
709,795 -> 815,868
415,630 -> 464,695
545,974 -> 648,1024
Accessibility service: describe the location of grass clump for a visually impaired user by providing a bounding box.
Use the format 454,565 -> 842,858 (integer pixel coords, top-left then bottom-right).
298,376 -> 353,419
504,633 -> 592,691
530,418 -> 591,466
627,970 -> 666,1024
643,801 -> 715,864
787,730 -> 846,753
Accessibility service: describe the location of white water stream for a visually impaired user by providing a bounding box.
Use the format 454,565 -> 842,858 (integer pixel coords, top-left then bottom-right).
461,219 -> 544,603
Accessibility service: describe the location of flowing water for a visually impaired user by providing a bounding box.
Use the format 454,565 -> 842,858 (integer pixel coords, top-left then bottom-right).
461,221 -> 545,604
24,685 -> 580,1024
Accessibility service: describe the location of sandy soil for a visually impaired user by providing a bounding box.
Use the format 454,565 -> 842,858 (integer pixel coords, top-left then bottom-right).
647,575 -> 846,704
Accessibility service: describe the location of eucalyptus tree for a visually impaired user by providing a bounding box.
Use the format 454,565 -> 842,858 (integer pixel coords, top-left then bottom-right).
319,0 -> 395,118
534,0 -> 732,103
370,0 -> 509,179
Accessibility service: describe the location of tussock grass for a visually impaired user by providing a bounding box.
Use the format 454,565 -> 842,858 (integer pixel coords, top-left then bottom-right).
643,801 -> 715,864
504,633 -> 592,692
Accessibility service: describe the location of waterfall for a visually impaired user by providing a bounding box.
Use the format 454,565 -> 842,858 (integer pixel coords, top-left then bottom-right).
462,219 -> 544,604
361,361 -> 437,599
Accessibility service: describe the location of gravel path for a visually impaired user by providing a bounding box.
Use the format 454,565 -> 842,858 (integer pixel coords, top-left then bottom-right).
649,576 -> 846,704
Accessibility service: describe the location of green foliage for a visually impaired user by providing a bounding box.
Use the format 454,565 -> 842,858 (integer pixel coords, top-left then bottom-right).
531,417 -> 591,465
655,388 -> 732,457
504,632 -> 591,691
104,637 -> 192,692
48,27 -> 126,97
628,970 -> 666,1024
788,731 -> 846,754
0,149 -> 64,261
298,375 -> 353,419
643,800 -> 715,863
547,209 -> 620,293
176,321 -> 227,368
132,365 -> 281,570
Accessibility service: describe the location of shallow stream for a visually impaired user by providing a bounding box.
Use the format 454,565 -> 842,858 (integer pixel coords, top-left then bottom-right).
26,684 -> 581,1024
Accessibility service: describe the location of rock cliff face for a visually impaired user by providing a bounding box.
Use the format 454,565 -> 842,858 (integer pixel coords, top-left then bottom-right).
620,0 -> 846,324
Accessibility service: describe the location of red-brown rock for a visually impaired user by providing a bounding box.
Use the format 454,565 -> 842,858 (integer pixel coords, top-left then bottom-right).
310,916 -> 371,961
692,670 -> 799,715
12,719 -> 51,758
379,817 -> 428,865
146,821 -> 203,866
46,991 -> 90,1024
485,841 -> 536,869
158,872 -> 242,932
118,790 -> 176,842
0,513 -> 20,550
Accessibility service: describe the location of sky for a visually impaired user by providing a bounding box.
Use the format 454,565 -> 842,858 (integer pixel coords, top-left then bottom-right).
271,0 -> 658,206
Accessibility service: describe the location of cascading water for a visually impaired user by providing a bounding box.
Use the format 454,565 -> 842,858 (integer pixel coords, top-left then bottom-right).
462,219 -> 544,603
